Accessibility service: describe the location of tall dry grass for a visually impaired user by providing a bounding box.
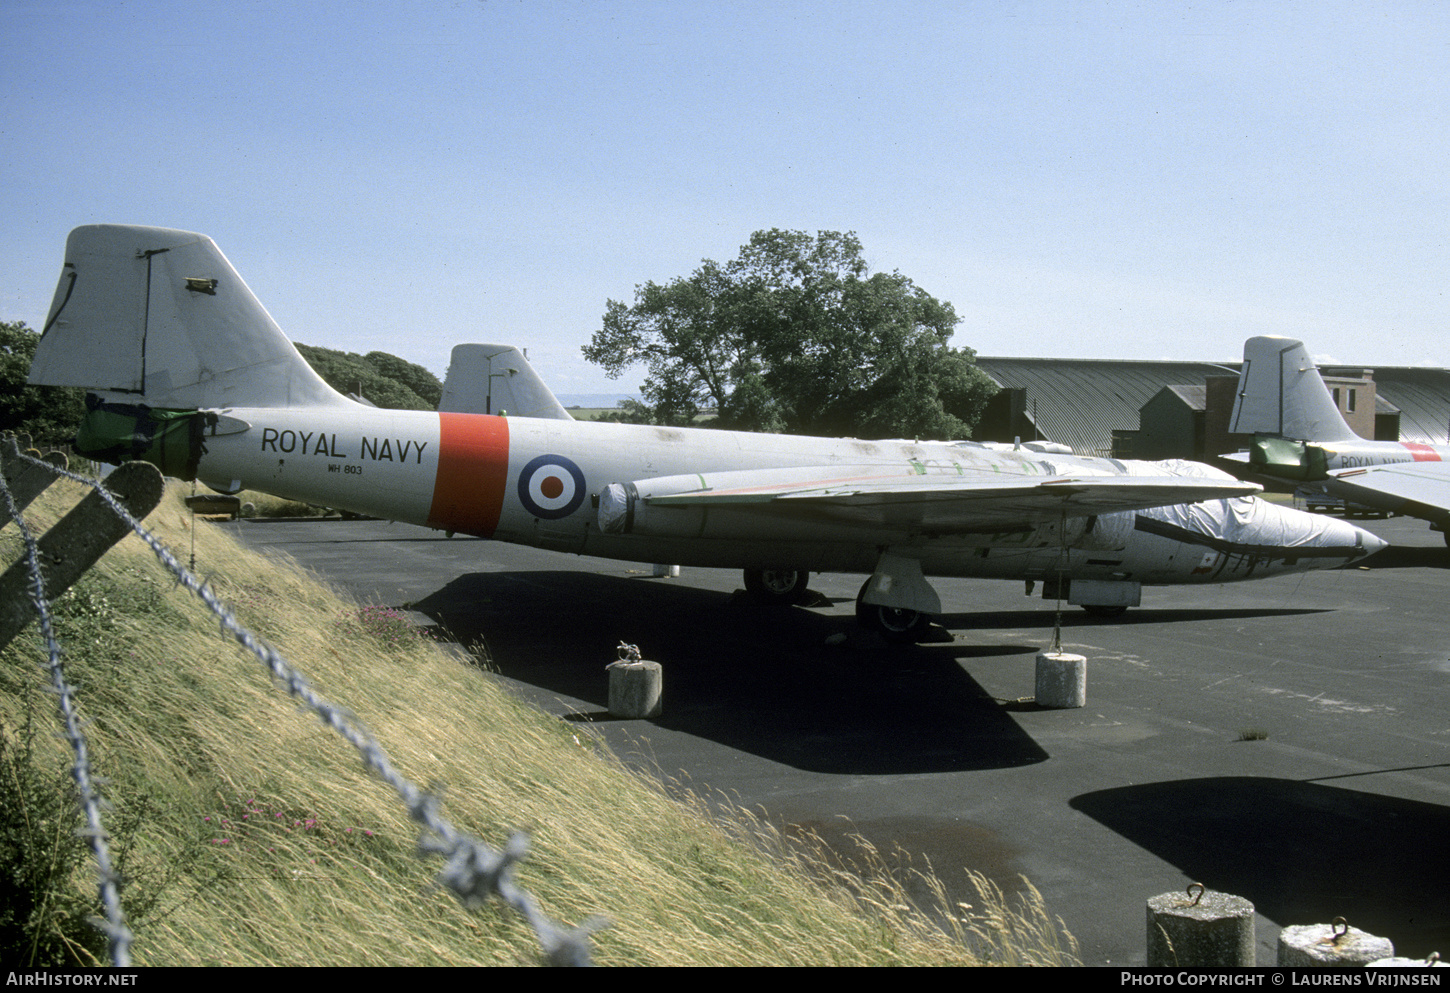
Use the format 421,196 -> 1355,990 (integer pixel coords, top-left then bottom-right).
0,476 -> 1076,966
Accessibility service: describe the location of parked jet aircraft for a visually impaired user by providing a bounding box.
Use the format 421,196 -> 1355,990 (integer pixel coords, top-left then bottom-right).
28,226 -> 1384,641
1228,335 -> 1450,545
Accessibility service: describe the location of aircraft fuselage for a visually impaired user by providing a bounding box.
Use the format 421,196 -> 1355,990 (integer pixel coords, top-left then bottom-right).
1314,439 -> 1448,473
198,405 -> 1375,589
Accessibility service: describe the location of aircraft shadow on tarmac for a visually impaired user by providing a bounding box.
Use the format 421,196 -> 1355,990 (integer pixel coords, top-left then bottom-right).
1359,545 -> 1450,570
408,571 -> 1347,776
930,606 -> 1329,630
1071,776 -> 1450,958
410,570 -> 1053,776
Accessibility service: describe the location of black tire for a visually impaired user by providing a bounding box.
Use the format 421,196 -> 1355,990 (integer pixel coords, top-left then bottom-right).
743,569 -> 810,605
855,580 -> 931,643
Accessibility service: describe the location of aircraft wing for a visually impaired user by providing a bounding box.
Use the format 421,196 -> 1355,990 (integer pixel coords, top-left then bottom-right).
1324,463 -> 1450,524
633,466 -> 1260,534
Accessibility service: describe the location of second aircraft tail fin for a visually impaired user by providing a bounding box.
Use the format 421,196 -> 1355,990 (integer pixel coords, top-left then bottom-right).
438,344 -> 573,420
1229,336 -> 1359,443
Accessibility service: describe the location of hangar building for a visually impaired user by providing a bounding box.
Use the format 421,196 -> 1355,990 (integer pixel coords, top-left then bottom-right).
971,356 -> 1450,462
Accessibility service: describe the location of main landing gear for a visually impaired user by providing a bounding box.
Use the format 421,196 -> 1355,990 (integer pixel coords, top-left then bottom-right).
742,568 -> 811,606
854,580 -> 931,644
740,569 -> 934,643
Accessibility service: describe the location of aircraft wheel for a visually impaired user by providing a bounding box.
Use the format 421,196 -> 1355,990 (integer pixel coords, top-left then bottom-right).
743,569 -> 810,605
855,581 -> 931,643
1081,604 -> 1128,619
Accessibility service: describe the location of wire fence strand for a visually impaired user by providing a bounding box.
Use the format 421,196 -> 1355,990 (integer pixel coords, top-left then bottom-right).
0,448 -> 599,966
0,456 -> 133,966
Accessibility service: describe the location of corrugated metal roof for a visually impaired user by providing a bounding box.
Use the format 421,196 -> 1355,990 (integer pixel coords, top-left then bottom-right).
974,357 -> 1240,456
1163,384 -> 1207,410
974,356 -> 1450,454
1324,366 -> 1450,444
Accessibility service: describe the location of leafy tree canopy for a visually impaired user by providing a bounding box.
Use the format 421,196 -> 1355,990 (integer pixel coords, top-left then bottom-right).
590,398 -> 660,425
583,229 -> 997,439
0,321 -> 85,444
293,344 -> 442,410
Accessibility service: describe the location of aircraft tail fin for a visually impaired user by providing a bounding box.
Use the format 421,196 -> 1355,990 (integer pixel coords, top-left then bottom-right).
438,343 -> 573,420
28,224 -> 351,410
1228,336 -> 1359,442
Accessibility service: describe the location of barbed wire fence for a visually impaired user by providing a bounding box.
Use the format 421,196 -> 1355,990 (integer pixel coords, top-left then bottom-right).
0,437 -> 600,966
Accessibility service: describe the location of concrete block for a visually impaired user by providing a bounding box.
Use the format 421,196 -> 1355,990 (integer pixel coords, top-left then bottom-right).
1147,885 -> 1255,967
1035,651 -> 1087,708
608,660 -> 662,719
1278,920 -> 1394,966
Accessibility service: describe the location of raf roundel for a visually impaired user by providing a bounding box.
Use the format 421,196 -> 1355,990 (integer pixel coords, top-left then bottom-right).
517,454 -> 586,520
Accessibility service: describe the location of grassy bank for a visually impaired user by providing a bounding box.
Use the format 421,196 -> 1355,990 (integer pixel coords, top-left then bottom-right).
0,476 -> 1076,966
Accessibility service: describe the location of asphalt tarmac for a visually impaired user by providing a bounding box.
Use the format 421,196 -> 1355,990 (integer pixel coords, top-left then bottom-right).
224,511 -> 1450,966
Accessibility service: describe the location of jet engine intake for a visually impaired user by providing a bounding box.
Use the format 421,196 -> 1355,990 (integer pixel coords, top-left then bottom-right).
597,481 -> 638,534
597,477 -> 712,539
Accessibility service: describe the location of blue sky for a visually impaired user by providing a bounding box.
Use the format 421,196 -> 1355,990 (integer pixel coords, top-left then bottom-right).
4,0 -> 1447,395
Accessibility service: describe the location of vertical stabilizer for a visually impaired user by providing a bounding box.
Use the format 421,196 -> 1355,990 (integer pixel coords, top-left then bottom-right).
29,225 -> 351,409
1228,336 -> 1358,442
438,344 -> 573,420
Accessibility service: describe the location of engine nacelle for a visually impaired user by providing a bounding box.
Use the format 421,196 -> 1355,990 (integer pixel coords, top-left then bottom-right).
597,477 -> 737,540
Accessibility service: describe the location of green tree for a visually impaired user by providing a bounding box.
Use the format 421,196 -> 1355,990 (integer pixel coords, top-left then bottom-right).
363,350 -> 444,409
591,398 -> 659,425
293,344 -> 442,410
0,322 -> 85,444
584,230 -> 997,439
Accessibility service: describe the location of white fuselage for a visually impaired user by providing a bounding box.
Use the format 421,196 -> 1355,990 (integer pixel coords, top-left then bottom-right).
197,406 -> 1379,590
1313,438 -> 1449,473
